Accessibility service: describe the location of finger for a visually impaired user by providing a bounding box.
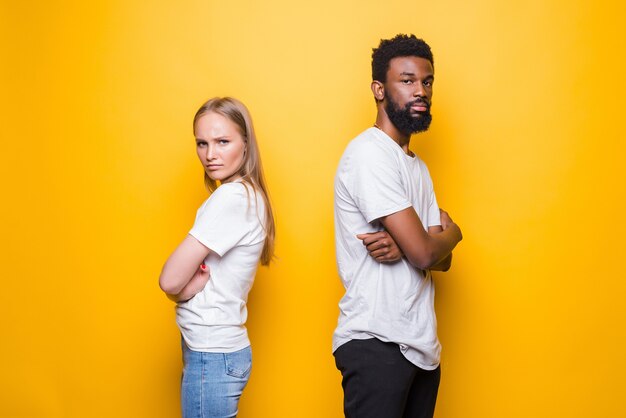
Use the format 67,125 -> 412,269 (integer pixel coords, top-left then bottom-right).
370,247 -> 390,258
365,239 -> 382,250
378,253 -> 401,263
366,240 -> 389,252
357,234 -> 377,245
200,264 -> 210,275
361,235 -> 382,246
358,232 -> 384,244
375,254 -> 395,263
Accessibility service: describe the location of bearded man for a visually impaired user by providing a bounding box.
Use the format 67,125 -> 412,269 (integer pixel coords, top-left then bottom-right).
332,34 -> 463,418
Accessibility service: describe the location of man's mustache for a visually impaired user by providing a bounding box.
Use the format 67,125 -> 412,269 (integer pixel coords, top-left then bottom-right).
409,98 -> 430,109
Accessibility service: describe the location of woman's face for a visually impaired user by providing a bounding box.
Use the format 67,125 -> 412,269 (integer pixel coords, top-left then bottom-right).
194,111 -> 246,183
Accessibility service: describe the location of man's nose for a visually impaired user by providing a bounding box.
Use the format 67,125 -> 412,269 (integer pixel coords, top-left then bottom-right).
414,83 -> 426,98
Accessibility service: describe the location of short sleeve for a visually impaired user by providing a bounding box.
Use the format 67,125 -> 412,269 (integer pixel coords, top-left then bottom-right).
427,189 -> 441,227
423,163 -> 441,228
344,142 -> 411,223
189,183 -> 260,256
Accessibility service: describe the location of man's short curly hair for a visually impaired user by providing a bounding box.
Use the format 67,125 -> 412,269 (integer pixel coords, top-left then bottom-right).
372,34 -> 434,83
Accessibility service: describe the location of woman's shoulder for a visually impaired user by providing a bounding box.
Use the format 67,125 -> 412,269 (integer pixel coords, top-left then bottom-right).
210,181 -> 264,211
210,181 -> 249,200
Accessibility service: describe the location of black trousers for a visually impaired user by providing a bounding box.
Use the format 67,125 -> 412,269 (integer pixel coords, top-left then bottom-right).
334,338 -> 440,418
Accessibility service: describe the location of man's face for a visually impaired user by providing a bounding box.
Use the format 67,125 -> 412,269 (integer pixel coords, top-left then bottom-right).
383,56 -> 434,135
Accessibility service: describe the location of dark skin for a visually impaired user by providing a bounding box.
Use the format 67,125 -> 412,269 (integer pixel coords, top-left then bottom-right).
357,209 -> 453,271
358,56 -> 462,271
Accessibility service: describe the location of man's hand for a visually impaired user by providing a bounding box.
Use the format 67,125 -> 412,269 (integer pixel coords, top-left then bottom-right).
439,208 -> 454,231
356,231 -> 404,263
427,208 -> 457,272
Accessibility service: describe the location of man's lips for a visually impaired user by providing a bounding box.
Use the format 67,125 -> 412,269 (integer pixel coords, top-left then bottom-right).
410,101 -> 429,112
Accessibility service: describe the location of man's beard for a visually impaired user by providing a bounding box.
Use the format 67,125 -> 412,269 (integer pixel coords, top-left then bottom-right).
384,92 -> 432,135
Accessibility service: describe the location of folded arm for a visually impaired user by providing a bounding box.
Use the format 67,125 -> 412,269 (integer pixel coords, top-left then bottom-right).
166,265 -> 210,302
159,235 -> 211,298
379,207 -> 462,270
356,231 -> 404,263
426,225 -> 452,271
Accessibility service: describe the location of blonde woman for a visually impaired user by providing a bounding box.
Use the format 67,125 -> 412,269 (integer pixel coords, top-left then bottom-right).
159,97 -> 275,418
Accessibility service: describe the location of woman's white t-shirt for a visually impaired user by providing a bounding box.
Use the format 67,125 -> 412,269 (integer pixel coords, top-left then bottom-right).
176,181 -> 266,353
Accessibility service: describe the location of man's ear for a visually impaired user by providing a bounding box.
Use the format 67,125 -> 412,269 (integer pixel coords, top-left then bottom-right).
371,81 -> 385,102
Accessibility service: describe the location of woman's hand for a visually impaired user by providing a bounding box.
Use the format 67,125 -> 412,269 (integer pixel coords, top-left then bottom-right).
167,264 -> 211,303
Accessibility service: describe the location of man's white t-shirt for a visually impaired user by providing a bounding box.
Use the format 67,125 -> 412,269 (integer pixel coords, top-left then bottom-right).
176,181 -> 266,353
333,127 -> 442,370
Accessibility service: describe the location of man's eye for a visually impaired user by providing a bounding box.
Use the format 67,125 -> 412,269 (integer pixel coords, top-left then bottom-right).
423,81 -> 433,87
402,79 -> 413,84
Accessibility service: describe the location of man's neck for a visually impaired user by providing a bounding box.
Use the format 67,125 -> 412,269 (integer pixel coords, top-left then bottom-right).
374,116 -> 411,155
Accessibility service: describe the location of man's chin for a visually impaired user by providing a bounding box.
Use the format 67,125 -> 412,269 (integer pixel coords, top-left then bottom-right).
409,117 -> 432,133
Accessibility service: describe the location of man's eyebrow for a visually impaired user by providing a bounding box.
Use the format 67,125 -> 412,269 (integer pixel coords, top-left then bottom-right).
399,72 -> 434,79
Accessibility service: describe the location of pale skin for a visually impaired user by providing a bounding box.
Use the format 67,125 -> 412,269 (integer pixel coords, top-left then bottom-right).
159,111 -> 247,302
358,56 -> 462,270
159,236 -> 211,302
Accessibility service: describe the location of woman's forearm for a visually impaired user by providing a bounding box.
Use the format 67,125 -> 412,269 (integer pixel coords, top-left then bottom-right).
160,235 -> 211,295
167,267 -> 210,302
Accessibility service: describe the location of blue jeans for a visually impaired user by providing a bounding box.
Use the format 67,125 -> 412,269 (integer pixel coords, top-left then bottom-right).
181,341 -> 252,418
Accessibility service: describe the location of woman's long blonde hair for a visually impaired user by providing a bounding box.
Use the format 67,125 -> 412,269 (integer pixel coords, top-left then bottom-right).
193,97 -> 275,265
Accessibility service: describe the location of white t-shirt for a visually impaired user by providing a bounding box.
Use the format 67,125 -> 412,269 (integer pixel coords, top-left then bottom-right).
333,127 -> 442,370
176,181 -> 266,353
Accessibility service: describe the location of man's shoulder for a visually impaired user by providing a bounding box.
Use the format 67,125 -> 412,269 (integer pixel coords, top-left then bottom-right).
343,128 -> 393,160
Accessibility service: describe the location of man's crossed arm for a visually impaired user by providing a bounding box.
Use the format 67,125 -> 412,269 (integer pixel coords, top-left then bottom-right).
358,208 -> 461,272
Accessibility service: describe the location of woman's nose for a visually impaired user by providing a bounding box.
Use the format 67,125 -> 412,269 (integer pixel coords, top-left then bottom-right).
206,144 -> 216,160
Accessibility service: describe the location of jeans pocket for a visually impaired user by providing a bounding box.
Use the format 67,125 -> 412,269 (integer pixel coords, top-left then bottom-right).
224,346 -> 252,378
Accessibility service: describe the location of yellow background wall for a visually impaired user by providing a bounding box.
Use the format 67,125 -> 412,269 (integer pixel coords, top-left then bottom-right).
2,1 -> 625,417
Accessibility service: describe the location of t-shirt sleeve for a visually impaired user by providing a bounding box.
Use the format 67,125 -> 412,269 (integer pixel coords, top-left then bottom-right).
424,163 -> 441,228
428,189 -> 441,227
189,183 -> 257,256
346,143 -> 412,223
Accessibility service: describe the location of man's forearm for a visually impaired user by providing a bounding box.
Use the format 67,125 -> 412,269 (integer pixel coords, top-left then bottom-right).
416,225 -> 460,270
380,206 -> 462,271
408,224 -> 461,270
429,253 -> 452,272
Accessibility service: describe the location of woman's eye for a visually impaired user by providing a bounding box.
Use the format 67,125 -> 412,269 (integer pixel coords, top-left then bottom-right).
196,141 -> 207,147
218,140 -> 229,145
